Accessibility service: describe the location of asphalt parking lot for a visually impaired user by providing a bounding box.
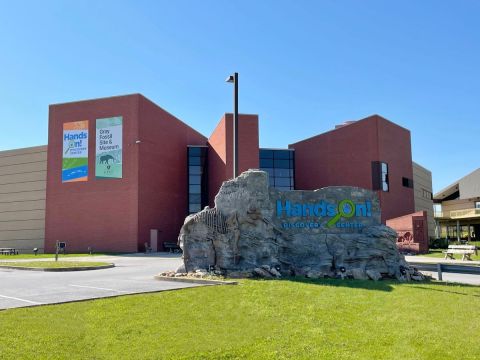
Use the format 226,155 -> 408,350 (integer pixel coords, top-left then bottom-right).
0,253 -> 201,310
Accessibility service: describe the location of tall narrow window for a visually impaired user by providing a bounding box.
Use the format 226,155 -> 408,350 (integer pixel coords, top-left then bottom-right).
475,201 -> 480,209
187,146 -> 208,214
381,162 -> 389,191
372,161 -> 389,192
259,149 -> 295,191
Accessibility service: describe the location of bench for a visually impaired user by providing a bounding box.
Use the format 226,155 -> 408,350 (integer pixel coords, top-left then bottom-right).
163,242 -> 181,253
144,242 -> 152,253
444,245 -> 478,261
0,248 -> 17,255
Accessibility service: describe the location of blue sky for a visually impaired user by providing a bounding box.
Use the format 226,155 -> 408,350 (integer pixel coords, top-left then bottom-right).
0,0 -> 479,192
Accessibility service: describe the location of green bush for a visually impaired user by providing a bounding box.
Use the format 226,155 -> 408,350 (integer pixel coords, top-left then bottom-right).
429,237 -> 449,249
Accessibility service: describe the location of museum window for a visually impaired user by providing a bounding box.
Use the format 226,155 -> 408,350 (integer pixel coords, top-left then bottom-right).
187,146 -> 208,214
402,177 -> 414,189
371,161 -> 389,192
259,149 -> 295,191
422,189 -> 432,200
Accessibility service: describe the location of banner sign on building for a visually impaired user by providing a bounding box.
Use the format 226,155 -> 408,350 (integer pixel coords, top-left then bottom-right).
95,116 -> 123,179
62,120 -> 89,183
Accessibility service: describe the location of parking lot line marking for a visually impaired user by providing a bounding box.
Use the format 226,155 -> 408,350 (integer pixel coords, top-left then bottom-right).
69,284 -> 127,293
0,294 -> 42,305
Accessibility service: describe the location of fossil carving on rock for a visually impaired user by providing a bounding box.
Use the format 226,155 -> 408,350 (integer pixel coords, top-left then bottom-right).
178,170 -> 421,281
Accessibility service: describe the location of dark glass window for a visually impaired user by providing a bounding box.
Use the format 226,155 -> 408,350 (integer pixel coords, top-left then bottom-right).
189,185 -> 201,194
372,161 -> 389,192
402,177 -> 414,188
189,194 -> 201,203
475,201 -> 480,209
187,146 -> 208,214
260,158 -> 274,168
263,168 -> 275,176
189,175 -> 201,185
275,177 -> 291,187
274,168 -> 291,177
188,156 -> 201,165
274,159 -> 290,168
422,189 -> 432,200
259,148 -> 295,191
274,150 -> 291,159
189,204 -> 201,213
189,166 -> 202,175
381,163 -> 389,191
259,149 -> 274,159
188,147 -> 202,156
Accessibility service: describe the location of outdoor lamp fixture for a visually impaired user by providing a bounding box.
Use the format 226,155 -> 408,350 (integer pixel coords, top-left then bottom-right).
225,72 -> 239,178
339,266 -> 346,273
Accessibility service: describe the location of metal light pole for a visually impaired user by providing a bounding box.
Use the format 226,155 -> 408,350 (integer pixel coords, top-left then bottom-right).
226,72 -> 239,178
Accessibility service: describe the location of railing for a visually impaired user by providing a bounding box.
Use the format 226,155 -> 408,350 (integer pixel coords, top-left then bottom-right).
450,208 -> 480,219
434,208 -> 480,219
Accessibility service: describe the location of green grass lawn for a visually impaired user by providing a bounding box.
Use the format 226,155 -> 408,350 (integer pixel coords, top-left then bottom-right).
1,279 -> 479,359
0,253 -> 116,260
0,261 -> 111,269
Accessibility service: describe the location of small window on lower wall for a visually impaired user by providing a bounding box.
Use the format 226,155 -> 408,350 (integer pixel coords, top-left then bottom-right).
402,177 -> 414,188
422,189 -> 432,200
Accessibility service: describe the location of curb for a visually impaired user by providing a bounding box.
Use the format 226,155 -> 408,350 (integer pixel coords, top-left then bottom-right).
154,275 -> 238,285
0,263 -> 115,272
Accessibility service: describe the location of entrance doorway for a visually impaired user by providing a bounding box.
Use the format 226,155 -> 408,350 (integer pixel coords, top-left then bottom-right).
150,229 -> 158,252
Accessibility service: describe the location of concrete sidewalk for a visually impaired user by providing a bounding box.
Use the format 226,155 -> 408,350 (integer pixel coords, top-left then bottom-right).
406,255 -> 480,286
405,255 -> 480,266
0,252 -> 178,262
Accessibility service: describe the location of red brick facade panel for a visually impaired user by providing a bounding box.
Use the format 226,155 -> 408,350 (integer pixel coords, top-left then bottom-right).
137,96 -> 207,251
376,117 -> 415,223
386,210 -> 429,254
290,115 -> 415,223
45,95 -> 141,253
208,114 -> 259,205
207,115 -> 227,207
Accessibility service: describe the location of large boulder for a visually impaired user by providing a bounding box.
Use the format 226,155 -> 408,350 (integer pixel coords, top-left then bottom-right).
178,170 -> 420,281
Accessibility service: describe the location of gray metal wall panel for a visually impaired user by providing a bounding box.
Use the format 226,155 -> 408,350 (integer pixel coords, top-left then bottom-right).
0,146 -> 47,253
413,162 -> 435,239
0,199 -> 45,212
459,169 -> 480,199
0,190 -> 46,203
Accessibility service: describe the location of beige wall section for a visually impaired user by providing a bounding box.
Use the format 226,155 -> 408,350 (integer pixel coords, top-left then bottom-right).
441,198 -> 476,213
412,162 -> 435,239
0,145 -> 47,253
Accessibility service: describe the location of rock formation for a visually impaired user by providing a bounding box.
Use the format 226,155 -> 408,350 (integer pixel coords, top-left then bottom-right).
178,170 -> 423,281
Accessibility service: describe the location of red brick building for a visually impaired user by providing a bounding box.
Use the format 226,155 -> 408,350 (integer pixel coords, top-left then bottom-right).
289,116 -> 415,223
45,94 -> 206,253
44,94 -> 420,253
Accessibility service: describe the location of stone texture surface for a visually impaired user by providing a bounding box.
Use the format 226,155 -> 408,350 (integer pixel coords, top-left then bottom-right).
178,170 -> 422,281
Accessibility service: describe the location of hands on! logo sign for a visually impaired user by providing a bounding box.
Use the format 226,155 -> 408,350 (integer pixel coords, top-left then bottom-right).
276,199 -> 372,229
